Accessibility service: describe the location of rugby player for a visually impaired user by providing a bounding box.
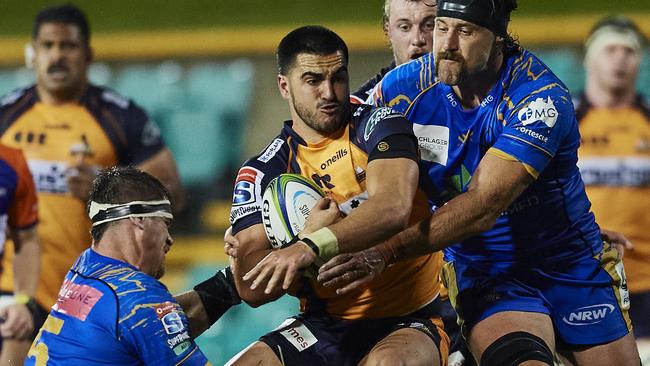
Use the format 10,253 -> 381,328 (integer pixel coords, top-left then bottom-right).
575,15 -> 650,364
0,4 -> 184,361
0,145 -> 40,365
247,1 -> 641,365
24,167 -> 209,365
351,0 -> 436,104
226,26 -> 448,365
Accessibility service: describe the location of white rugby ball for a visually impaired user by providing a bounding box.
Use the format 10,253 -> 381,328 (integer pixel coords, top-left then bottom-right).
262,174 -> 325,248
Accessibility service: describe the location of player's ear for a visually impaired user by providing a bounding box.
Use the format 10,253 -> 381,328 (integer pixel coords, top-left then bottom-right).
278,74 -> 291,100
130,217 -> 146,230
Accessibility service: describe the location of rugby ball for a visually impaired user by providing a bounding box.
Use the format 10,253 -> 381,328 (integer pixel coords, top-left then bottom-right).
262,174 -> 325,248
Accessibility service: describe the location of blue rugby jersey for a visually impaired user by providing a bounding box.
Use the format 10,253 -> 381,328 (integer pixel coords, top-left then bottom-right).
25,249 -> 210,366
372,50 -> 601,263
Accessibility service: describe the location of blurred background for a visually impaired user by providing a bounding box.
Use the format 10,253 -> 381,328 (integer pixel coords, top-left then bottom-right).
1,1 -> 649,364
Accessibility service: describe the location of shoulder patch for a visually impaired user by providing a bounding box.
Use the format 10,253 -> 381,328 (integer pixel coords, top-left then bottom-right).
52,278 -> 104,321
364,107 -> 400,141
101,90 -> 130,109
141,119 -> 163,146
258,138 -> 284,163
154,301 -> 192,355
517,97 -> 558,128
230,166 -> 265,224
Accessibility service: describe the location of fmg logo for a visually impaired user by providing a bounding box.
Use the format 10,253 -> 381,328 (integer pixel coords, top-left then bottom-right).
562,304 -> 615,326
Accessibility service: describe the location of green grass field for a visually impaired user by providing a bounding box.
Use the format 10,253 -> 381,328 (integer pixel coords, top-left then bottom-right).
2,0 -> 650,36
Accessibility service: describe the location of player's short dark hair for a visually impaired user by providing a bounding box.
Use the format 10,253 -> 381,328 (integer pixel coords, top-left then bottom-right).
33,4 -> 90,44
277,26 -> 349,75
88,166 -> 170,242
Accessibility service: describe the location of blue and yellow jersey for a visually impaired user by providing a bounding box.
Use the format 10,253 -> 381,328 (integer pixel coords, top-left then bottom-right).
230,104 -> 442,320
576,94 -> 650,292
373,50 -> 601,263
0,85 -> 166,308
0,143 -> 38,256
25,248 -> 210,366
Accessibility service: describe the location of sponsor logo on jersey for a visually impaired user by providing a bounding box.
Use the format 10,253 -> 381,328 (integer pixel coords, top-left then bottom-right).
480,94 -> 495,108
167,331 -> 191,349
101,90 -> 130,109
320,149 -> 348,170
578,157 -> 650,186
339,191 -> 368,215
562,303 -> 615,326
231,167 -> 265,224
518,96 -> 558,128
141,119 -> 162,146
155,301 -> 187,336
258,138 -> 284,163
412,124 -> 449,165
446,93 -> 458,107
28,160 -> 69,194
279,320 -> 318,351
53,279 -> 104,321
364,107 -> 398,141
232,167 -> 261,206
515,126 -> 549,143
173,341 -> 191,355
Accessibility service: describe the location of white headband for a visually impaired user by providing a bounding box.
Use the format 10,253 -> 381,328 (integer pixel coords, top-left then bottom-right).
88,199 -> 173,227
585,26 -> 643,65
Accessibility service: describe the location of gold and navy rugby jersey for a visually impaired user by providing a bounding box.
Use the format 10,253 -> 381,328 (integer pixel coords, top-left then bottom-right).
230,104 -> 442,320
0,85 -> 166,309
576,94 -> 650,293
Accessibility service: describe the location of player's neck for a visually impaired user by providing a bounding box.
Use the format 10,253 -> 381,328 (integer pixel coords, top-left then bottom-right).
92,227 -> 139,267
451,52 -> 503,109
36,82 -> 87,105
585,82 -> 637,109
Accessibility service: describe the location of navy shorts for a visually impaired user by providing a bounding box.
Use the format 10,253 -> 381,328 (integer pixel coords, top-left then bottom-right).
443,243 -> 632,346
630,291 -> 650,338
260,300 -> 448,366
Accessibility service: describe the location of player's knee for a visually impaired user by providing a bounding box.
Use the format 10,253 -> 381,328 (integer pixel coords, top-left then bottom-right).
480,331 -> 553,366
364,346 -> 438,366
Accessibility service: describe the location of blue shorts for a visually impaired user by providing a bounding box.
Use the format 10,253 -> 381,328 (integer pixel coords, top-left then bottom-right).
260,300 -> 448,366
630,291 -> 650,338
443,243 -> 632,346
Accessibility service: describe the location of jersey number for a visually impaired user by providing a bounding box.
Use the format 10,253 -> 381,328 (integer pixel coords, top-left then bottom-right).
27,315 -> 64,366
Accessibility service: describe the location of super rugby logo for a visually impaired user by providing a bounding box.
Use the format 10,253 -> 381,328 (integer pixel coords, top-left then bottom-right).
517,97 -> 558,128
232,167 -> 261,206
562,304 -> 615,326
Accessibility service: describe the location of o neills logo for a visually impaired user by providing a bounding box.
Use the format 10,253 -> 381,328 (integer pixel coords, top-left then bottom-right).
320,149 -> 348,170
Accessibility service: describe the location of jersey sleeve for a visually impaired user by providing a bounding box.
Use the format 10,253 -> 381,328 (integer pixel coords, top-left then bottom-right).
370,54 -> 436,114
7,148 -> 37,229
121,101 -> 166,165
357,106 -> 415,152
490,87 -> 575,178
118,289 -> 209,366
229,163 -> 270,235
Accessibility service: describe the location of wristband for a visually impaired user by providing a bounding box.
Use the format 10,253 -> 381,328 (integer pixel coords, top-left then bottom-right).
14,294 -> 30,305
193,267 -> 241,326
302,227 -> 339,262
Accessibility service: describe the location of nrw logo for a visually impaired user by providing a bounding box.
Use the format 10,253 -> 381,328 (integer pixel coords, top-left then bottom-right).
562,304 -> 615,326
518,96 -> 558,128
